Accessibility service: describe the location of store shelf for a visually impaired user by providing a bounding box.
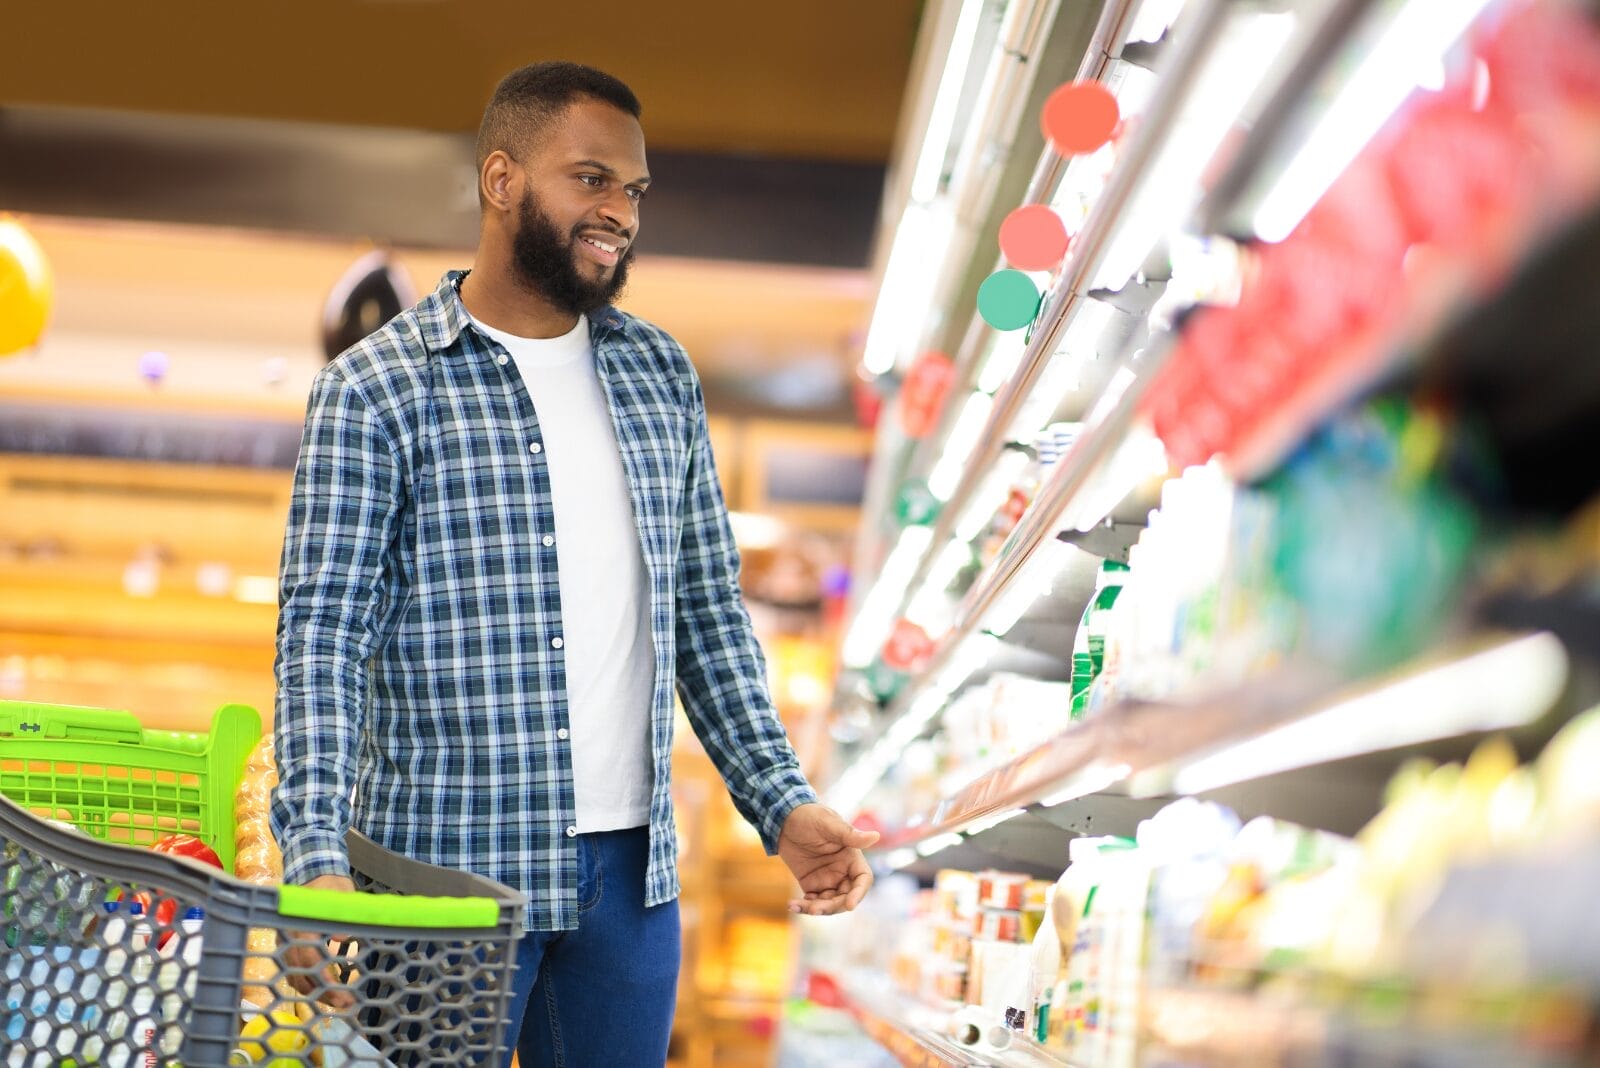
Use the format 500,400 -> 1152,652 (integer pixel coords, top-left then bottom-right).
842,0 -> 1600,712
834,971 -> 1076,1068
809,4 -> 1600,1067
837,181 -> 1600,818
840,0 -> 1195,674
848,22 -> 1219,667
702,993 -> 783,1022
920,332 -> 1164,679
839,0 -> 1362,722
1143,985 -> 1591,1068
867,630 -> 1569,853
828,343 -> 1168,815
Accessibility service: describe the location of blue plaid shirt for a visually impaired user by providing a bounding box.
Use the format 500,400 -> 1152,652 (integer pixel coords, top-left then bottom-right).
272,270 -> 818,931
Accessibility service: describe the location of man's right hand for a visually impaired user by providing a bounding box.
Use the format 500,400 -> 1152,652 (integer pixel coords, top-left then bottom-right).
284,873 -> 357,1009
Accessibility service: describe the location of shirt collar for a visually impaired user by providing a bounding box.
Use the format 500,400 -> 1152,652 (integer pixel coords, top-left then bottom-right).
419,269 -> 626,351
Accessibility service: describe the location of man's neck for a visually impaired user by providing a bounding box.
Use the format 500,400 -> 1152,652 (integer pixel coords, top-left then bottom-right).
459,262 -> 581,340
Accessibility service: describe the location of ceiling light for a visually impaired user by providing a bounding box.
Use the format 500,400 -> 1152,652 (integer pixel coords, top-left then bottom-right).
915,832 -> 965,858
233,575 -> 279,605
842,525 -> 936,667
911,0 -> 988,204
928,392 -> 995,501
862,204 -> 956,375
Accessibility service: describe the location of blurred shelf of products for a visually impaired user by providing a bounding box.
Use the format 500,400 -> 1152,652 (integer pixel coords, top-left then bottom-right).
785,0 -> 1600,1065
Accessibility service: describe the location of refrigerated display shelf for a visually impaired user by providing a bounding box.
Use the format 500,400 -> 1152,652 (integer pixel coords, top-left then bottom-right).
1208,188 -> 1600,485
1142,986 -> 1591,1068
838,170 -> 1600,823
842,0 -> 1600,716
865,0 -> 1236,653
847,0 -> 1338,674
834,972 -> 1077,1068
868,630 -> 1568,852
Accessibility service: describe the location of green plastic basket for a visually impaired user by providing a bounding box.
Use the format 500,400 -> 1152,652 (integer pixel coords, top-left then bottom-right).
0,700 -> 261,873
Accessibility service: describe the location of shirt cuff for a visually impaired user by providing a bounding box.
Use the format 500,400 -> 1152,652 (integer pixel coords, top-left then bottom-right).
759,779 -> 821,857
280,828 -> 352,885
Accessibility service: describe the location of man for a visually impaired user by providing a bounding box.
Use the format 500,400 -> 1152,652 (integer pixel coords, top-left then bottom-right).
271,61 -> 877,1066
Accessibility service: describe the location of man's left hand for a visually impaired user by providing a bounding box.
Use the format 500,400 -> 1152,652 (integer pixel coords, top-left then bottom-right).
776,803 -> 880,916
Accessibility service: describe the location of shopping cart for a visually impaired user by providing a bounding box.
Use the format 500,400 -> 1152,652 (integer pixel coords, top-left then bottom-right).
0,700 -> 526,1067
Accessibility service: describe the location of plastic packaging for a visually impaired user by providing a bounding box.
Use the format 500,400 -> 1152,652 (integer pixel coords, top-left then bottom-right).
1072,561 -> 1128,717
128,899 -> 159,1067
947,1003 -> 1013,1051
1025,894 -> 1061,1043
155,906 -> 206,1052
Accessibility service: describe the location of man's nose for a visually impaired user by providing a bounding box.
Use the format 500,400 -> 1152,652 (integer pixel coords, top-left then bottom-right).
597,189 -> 637,236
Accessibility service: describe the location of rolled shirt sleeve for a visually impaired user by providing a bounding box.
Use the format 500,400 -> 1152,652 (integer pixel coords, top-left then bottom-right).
672,369 -> 818,854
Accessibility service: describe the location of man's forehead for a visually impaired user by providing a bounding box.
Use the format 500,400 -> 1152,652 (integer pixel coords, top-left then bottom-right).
545,103 -> 647,169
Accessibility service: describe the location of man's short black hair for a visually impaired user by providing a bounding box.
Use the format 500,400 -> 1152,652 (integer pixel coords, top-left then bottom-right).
476,61 -> 642,176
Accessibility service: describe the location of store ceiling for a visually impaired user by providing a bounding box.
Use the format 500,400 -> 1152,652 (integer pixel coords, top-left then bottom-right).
0,4 -> 922,411
0,1 -> 923,163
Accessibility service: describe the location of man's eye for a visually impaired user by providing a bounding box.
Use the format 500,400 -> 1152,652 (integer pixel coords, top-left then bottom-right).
627,188 -> 646,202
579,175 -> 603,187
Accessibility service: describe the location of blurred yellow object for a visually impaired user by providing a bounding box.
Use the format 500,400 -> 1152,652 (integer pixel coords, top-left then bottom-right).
1326,734 -> 1543,977
0,216 -> 52,356
237,1008 -> 308,1060
1538,705 -> 1600,837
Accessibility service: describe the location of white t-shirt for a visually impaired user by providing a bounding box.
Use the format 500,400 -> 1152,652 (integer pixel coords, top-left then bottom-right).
468,312 -> 655,832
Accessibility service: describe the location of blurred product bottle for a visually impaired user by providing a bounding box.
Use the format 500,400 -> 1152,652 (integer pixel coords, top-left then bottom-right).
1071,562 -> 1129,718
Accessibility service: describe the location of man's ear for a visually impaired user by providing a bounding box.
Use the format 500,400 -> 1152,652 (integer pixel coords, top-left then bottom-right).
481,150 -> 519,214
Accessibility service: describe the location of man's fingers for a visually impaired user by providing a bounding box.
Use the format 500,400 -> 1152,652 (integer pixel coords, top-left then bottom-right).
788,880 -> 868,917
843,869 -> 873,911
790,897 -> 846,917
284,934 -> 356,1008
279,881 -> 358,1009
318,972 -> 357,1009
822,816 -> 879,852
845,827 -> 881,849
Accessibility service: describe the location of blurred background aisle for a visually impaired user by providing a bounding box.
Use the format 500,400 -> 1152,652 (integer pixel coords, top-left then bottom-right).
1,4 -> 924,1064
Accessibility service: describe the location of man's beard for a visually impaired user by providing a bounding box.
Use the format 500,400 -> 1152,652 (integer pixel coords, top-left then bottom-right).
510,189 -> 632,316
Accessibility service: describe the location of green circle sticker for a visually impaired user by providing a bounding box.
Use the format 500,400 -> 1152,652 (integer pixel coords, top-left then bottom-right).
894,479 -> 941,527
978,269 -> 1041,331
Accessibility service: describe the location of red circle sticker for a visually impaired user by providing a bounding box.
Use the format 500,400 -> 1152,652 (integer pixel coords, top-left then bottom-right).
999,204 -> 1070,270
1041,82 -> 1120,156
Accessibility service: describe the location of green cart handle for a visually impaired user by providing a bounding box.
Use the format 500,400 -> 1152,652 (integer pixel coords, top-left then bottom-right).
1,795 -> 519,931
278,883 -> 500,929
0,701 -> 147,744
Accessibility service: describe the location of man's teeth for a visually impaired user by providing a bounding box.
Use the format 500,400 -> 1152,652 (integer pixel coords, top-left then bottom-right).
584,237 -> 618,254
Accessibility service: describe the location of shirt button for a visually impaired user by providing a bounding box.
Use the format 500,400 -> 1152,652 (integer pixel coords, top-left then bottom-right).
566,826 -> 577,838
497,354 -> 509,366
551,636 -> 564,649
528,441 -> 543,454
542,535 -> 554,547
557,728 -> 569,740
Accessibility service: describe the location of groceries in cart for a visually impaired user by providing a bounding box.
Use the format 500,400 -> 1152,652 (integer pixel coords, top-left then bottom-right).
0,701 -> 524,1068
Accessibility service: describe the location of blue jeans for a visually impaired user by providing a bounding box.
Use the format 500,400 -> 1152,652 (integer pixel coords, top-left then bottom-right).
500,827 -> 681,1067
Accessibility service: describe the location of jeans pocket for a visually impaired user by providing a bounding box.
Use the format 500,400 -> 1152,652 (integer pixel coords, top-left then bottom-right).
577,835 -> 605,914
